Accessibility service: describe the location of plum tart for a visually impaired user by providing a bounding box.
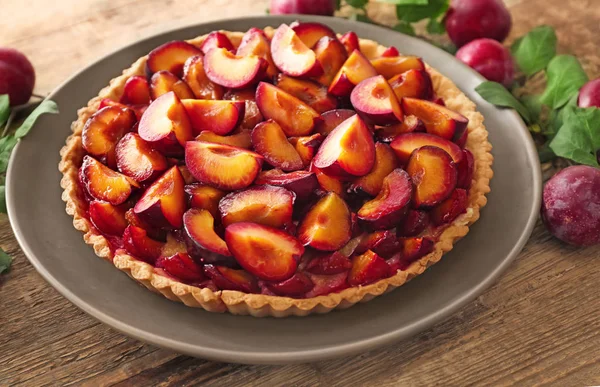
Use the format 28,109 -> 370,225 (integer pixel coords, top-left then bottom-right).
60,23 -> 493,317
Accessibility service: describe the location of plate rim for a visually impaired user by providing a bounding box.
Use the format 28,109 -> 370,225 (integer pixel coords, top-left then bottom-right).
6,15 -> 542,364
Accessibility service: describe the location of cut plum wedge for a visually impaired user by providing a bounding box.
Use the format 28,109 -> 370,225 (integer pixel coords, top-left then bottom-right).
82,105 -> 136,167
313,114 -> 375,177
348,250 -> 391,286
402,97 -> 469,141
430,188 -> 468,226
399,237 -> 434,269
185,183 -> 226,217
204,48 -> 267,89
251,120 -> 304,171
370,56 -> 425,80
182,55 -> 224,100
255,169 -> 319,201
138,91 -> 193,156
199,31 -> 235,54
298,192 -> 352,251
204,265 -> 259,293
195,130 -> 252,149
328,50 -> 378,97
290,21 -> 337,49
390,132 -> 464,165
350,75 -> 403,125
156,252 -> 206,283
358,169 -> 413,230
237,28 -> 277,78
120,76 -> 150,105
267,272 -> 314,297
456,149 -> 474,189
313,36 -> 348,86
396,209 -> 429,237
289,133 -> 324,167
276,74 -> 337,113
183,208 -> 231,256
339,32 -> 359,55
224,88 -> 264,130
185,141 -> 264,190
150,70 -> 194,100
255,82 -> 321,136
133,166 -> 186,229
271,24 -> 323,77
355,229 -> 401,258
314,109 -> 356,136
349,143 -> 398,196
310,163 -> 346,197
181,99 -> 245,136
406,146 -> 457,208
98,99 -> 146,121
388,69 -> 433,101
225,222 -> 304,281
89,200 -> 128,236
116,133 -> 168,182
80,155 -> 139,205
306,251 -> 352,275
123,225 -> 164,264
219,185 -> 295,228
146,40 -> 201,78
375,115 -> 425,143
381,46 -> 400,57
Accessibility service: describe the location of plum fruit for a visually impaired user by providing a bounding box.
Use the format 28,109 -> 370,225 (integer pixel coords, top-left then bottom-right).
445,0 -> 512,47
0,48 -> 35,106
456,38 -> 514,87
541,166 -> 600,246
269,0 -> 335,16
578,78 -> 600,108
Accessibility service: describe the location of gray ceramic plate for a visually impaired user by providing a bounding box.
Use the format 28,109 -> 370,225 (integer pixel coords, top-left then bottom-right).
7,15 -> 541,364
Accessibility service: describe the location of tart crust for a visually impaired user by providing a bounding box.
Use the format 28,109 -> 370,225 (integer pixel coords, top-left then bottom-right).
59,29 -> 493,317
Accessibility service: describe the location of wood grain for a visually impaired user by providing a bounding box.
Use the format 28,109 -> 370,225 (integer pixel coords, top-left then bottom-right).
1,0 -> 600,385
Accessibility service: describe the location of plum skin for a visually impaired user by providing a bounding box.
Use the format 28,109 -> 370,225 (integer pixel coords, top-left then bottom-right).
269,0 -> 335,15
578,78 -> 600,108
541,165 -> 600,246
445,0 -> 512,47
0,48 -> 36,106
456,38 -> 515,87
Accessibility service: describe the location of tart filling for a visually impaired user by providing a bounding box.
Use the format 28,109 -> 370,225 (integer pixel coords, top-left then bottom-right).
59,24 -> 493,317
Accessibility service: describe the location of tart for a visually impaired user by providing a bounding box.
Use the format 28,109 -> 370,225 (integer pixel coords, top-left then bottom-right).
59,23 -> 493,317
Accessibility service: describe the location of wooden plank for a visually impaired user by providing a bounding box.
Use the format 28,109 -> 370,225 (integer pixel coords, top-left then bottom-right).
0,0 -> 599,385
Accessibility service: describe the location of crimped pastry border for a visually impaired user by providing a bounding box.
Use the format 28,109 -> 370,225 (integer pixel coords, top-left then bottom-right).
59,29 -> 493,317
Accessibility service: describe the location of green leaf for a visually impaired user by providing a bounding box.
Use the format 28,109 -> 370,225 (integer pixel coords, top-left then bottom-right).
346,0 -> 369,8
550,106 -> 600,166
0,95 -> 10,128
426,18 -> 445,34
14,99 -> 59,139
376,0 -> 428,4
393,22 -> 416,36
547,94 -> 579,137
540,55 -> 589,109
0,185 -> 6,213
511,25 -> 557,76
0,249 -> 12,274
335,0 -> 342,9
520,94 -> 542,123
396,0 -> 448,22
265,7 -> 270,14
475,81 -> 532,123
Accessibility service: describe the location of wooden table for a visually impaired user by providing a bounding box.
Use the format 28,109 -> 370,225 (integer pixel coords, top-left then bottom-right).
2,0 -> 600,385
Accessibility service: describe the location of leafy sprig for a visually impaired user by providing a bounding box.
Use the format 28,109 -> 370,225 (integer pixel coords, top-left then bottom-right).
0,95 -> 59,274
476,26 -> 598,167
